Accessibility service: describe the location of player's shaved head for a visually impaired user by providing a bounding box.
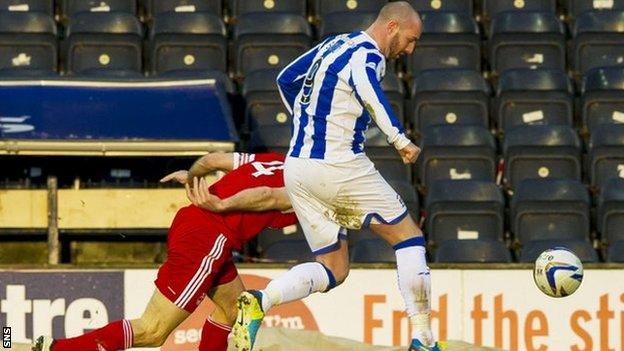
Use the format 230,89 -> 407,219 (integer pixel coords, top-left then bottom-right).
377,1 -> 420,25
366,1 -> 422,59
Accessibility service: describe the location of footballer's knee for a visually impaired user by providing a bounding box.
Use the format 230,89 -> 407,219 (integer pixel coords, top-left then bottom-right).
131,318 -> 172,347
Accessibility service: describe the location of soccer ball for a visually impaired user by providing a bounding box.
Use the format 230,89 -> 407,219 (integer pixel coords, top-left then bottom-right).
533,247 -> 584,298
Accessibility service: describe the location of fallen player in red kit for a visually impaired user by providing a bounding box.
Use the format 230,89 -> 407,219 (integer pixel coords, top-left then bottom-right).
32,152 -> 294,351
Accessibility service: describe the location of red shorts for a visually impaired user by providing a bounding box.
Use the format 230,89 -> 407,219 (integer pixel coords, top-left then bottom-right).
155,206 -> 238,313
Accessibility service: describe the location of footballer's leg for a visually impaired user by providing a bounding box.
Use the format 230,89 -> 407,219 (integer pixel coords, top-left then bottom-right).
199,261 -> 243,351
232,241 -> 348,351
371,217 -> 441,351
32,289 -> 189,351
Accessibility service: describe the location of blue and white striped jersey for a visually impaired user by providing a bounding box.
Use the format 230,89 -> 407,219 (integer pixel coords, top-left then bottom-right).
277,31 -> 410,162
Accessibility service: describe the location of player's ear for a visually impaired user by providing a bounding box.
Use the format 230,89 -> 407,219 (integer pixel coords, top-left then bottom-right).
387,19 -> 399,36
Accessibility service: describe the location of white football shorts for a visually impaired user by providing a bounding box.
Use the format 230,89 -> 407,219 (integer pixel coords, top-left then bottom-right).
283,154 -> 408,255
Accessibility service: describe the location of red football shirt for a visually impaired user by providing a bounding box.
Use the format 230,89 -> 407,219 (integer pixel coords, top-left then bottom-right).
202,152 -> 298,249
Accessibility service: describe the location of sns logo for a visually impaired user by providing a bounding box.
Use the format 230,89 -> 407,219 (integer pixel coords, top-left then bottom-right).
3,327 -> 10,348
0,115 -> 34,134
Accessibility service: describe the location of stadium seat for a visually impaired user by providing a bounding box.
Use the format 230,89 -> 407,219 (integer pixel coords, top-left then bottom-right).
61,0 -> 137,19
228,0 -> 307,18
488,12 -> 566,74
318,11 -> 377,39
314,0 -> 386,17
256,224 -> 305,254
566,0 -> 624,19
435,239 -> 511,263
370,155 -> 412,182
588,124 -> 624,189
233,13 -> 312,77
243,69 -> 291,130
0,0 -> 53,14
607,240 -> 624,262
511,179 -> 590,244
409,0 -> 473,15
147,12 -> 227,74
351,239 -> 396,263
597,179 -> 624,246
519,239 -> 598,263
407,12 -> 480,75
503,125 -> 581,189
482,0 -> 556,21
248,124 -> 292,153
63,12 -> 143,75
144,0 -> 221,19
0,12 -> 57,72
426,180 -> 504,244
410,69 -> 490,136
418,125 -> 497,188
572,11 -> 624,76
494,69 -> 574,131
262,239 -> 315,262
581,67 -> 624,133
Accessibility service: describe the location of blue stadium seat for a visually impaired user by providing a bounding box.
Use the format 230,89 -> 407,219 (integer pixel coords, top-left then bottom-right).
588,124 -> 624,189
369,155 -> 411,182
145,0 -> 221,18
351,239 -> 396,263
314,0 -> 386,17
262,239 -> 315,262
61,0 -> 136,19
435,239 -> 512,263
407,12 -> 480,75
566,0 -> 624,18
63,12 -> 143,75
318,11 -> 377,39
0,12 -> 57,72
233,13 -> 312,77
607,240 -> 624,262
148,12 -> 226,74
418,125 -> 497,189
519,239 -> 598,263
409,0 -> 473,15
0,0 -> 53,14
572,11 -> 624,75
597,179 -> 624,247
488,12 -> 565,74
256,224 -> 305,254
426,180 -> 504,244
248,124 -> 292,153
228,0 -> 307,18
503,125 -> 581,189
243,69 -> 292,130
511,179 -> 590,244
410,69 -> 490,136
482,0 -> 556,21
581,67 -> 624,133
494,69 -> 574,131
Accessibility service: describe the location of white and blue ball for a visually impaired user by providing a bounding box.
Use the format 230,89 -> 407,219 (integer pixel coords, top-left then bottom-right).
533,247 -> 584,298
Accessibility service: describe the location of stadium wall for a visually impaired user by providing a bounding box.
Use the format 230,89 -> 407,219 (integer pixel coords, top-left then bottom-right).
1,268 -> 622,351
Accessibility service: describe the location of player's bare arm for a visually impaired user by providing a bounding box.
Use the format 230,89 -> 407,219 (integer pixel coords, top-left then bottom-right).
187,176 -> 292,212
159,152 -> 235,184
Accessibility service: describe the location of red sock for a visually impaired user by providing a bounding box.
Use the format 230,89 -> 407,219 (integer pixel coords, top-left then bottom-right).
52,320 -> 133,351
198,318 -> 231,351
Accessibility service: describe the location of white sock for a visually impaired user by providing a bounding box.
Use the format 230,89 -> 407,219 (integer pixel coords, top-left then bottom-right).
395,245 -> 434,347
260,262 -> 332,312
